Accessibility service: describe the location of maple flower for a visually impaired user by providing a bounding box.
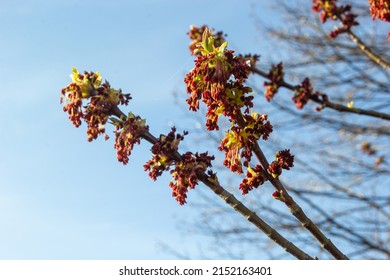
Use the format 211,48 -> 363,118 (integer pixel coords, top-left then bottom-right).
292,78 -> 317,109
264,63 -> 284,102
267,149 -> 294,178
243,112 -> 273,141
219,112 -> 273,174
114,113 -> 148,165
144,127 -> 214,205
169,152 -> 214,205
144,127 -> 185,181
276,149 -> 295,170
311,0 -> 358,38
267,161 -> 283,178
369,0 -> 390,39
369,0 -> 390,22
239,165 -> 267,195
60,82 -> 84,128
219,129 -> 245,173
60,68 -> 131,141
312,0 -> 338,23
184,28 -> 253,130
70,67 -> 102,98
60,68 -> 102,127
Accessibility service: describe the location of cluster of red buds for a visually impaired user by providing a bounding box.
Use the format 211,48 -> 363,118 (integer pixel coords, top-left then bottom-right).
218,112 -> 273,173
369,0 -> 390,21
114,113 -> 148,165
369,0 -> 390,40
185,27 -> 274,171
169,151 -> 214,205
144,127 -> 214,205
311,0 -> 358,38
292,78 -> 319,109
185,26 -> 295,195
60,68 -> 131,141
312,0 -> 338,22
144,128 -> 186,180
184,28 -> 253,131
239,165 -> 267,195
264,63 -> 284,102
267,149 -> 294,178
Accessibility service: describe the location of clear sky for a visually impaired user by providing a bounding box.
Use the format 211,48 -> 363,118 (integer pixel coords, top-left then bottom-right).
0,0 -> 279,259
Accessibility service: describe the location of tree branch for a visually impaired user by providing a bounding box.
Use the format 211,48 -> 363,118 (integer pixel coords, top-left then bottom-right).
287,185 -> 390,257
346,29 -> 390,72
110,104 -> 314,260
234,112 -> 349,260
250,66 -> 390,121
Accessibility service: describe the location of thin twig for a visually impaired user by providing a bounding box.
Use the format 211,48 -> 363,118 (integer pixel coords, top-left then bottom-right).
295,157 -> 390,219
346,29 -> 390,72
250,66 -> 390,121
287,185 -> 390,257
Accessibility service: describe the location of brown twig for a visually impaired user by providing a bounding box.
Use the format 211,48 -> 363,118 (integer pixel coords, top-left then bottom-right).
286,184 -> 390,257
250,66 -> 390,121
346,29 -> 390,72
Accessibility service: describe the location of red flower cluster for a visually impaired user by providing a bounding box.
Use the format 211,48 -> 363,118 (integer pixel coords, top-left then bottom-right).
292,78 -> 318,109
187,25 -> 226,55
114,113 -> 148,165
184,29 -> 253,131
144,128 -> 186,180
60,68 -> 131,141
83,82 -> 127,142
218,112 -> 273,174
61,82 -> 84,128
185,26 -> 282,195
311,0 -> 358,38
144,127 -> 214,205
264,63 -> 284,101
169,151 -> 214,205
369,0 -> 390,39
239,165 -> 267,195
312,0 -> 338,22
369,0 -> 390,22
267,149 -> 294,178
244,113 -> 273,141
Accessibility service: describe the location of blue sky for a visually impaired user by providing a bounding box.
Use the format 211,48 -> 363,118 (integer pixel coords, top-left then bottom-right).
0,0 -> 278,259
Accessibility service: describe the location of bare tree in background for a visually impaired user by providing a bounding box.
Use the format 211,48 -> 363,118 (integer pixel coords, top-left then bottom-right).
167,0 -> 389,259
